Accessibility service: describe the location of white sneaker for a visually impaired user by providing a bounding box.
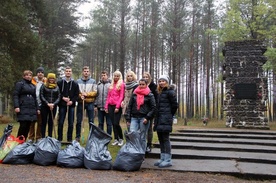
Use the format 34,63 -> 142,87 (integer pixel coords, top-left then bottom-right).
118,139 -> 124,146
111,140 -> 119,146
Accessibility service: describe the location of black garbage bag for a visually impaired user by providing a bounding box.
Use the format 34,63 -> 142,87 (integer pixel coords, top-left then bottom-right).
84,123 -> 112,170
33,137 -> 61,166
0,124 -> 13,148
113,130 -> 145,171
2,141 -> 35,164
57,140 -> 85,168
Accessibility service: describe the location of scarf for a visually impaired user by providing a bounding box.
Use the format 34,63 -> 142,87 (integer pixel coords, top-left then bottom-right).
45,82 -> 57,89
125,81 -> 138,90
134,86 -> 151,110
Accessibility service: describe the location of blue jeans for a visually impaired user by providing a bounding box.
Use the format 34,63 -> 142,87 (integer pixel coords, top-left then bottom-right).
98,108 -> 112,135
76,102 -> 94,138
130,117 -> 150,151
58,105 -> 75,141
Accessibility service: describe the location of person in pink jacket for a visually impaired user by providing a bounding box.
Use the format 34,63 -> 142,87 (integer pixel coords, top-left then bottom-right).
105,70 -> 125,146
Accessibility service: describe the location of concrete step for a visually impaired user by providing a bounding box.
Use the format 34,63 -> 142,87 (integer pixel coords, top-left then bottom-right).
171,132 -> 276,140
154,141 -> 276,153
177,129 -> 276,135
170,136 -> 276,146
146,148 -> 276,164
141,159 -> 276,179
143,128 -> 276,179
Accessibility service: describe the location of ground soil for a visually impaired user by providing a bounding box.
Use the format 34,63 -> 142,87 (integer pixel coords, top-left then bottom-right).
0,164 -> 274,183
1,122 -> 275,182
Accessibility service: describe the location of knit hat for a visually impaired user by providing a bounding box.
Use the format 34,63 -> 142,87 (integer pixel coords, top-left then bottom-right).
36,67 -> 44,74
158,75 -> 169,83
47,73 -> 56,79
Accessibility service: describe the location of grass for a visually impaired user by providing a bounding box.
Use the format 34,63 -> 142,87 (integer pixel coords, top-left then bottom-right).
2,117 -> 276,161
177,118 -> 276,130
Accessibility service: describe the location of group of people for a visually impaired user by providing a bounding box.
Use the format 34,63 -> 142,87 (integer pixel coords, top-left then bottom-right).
13,66 -> 178,168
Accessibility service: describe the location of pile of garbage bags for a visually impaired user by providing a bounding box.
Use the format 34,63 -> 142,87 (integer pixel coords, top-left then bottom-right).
0,124 -> 146,171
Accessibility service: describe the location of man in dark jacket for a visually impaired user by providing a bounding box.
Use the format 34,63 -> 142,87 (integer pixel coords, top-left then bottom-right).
57,66 -> 79,142
28,67 -> 46,142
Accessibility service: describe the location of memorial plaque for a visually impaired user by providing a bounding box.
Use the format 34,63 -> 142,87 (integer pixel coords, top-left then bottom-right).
234,83 -> 257,99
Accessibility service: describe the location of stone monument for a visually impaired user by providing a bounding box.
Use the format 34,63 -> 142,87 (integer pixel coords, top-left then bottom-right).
222,40 -> 269,129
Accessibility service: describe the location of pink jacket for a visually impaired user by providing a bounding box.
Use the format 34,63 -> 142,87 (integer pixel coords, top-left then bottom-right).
105,81 -> 125,109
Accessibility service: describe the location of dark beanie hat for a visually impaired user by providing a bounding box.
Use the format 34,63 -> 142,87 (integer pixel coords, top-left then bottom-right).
36,67 -> 44,74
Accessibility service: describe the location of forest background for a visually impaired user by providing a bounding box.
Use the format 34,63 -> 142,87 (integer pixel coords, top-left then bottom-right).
1,0 -> 276,123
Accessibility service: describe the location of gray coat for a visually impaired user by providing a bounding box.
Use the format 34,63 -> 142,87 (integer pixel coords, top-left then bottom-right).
95,79 -> 111,110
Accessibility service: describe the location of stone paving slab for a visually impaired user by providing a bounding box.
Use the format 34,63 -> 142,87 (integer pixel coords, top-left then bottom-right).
141,159 -> 276,179
178,129 -> 276,135
171,132 -> 276,139
170,136 -> 276,146
142,159 -> 240,173
146,129 -> 276,179
167,141 -> 276,152
148,148 -> 276,162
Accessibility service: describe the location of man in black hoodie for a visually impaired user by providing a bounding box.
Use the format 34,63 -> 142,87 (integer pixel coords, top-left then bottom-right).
57,66 -> 79,142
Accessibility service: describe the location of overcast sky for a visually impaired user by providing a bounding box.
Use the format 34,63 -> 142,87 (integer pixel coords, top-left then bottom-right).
77,0 -> 98,27
77,0 -> 226,27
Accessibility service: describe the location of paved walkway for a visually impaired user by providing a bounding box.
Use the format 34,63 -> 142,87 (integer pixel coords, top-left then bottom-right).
141,128 -> 276,179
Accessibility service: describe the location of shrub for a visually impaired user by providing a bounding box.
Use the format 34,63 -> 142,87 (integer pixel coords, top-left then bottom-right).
0,115 -> 13,124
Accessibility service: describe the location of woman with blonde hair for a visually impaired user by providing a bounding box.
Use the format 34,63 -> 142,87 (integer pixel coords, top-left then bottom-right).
121,70 -> 138,131
105,70 -> 125,146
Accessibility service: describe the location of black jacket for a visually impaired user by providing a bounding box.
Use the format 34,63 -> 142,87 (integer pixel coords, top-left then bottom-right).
13,79 -> 38,122
57,78 -> 79,107
148,81 -> 158,101
40,85 -> 61,107
125,92 -> 156,121
154,86 -> 178,132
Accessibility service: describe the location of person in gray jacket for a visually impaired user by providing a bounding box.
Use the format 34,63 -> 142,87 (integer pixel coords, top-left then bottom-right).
94,71 -> 112,135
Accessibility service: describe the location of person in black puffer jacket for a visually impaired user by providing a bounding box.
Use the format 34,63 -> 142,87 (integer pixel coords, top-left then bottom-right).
40,73 -> 61,138
13,70 -> 39,140
153,75 -> 178,168
125,78 -> 156,151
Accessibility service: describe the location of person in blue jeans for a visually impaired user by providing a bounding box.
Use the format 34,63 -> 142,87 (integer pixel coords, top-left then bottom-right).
125,78 -> 156,151
76,66 -> 97,141
57,66 -> 79,142
95,71 -> 112,135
